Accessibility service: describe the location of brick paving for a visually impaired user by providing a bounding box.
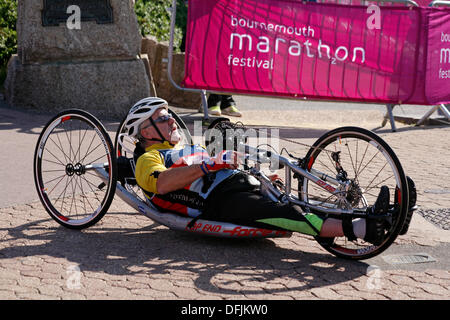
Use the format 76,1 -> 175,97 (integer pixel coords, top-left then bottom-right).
0,101 -> 449,300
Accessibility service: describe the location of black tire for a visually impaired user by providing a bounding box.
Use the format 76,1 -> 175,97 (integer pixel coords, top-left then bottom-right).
34,109 -> 117,229
299,127 -> 408,260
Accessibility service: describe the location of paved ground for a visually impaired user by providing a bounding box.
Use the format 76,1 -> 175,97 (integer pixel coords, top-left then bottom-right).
0,94 -> 449,300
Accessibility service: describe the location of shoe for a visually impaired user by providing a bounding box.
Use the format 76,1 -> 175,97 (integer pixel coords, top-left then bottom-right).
207,94 -> 221,108
364,186 -> 390,246
207,94 -> 222,116
222,105 -> 242,117
399,176 -> 417,235
220,95 -> 236,108
208,106 -> 222,116
220,96 -> 242,117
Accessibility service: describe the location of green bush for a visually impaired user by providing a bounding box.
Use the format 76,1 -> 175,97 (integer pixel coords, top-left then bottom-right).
0,0 -> 17,86
134,0 -> 187,52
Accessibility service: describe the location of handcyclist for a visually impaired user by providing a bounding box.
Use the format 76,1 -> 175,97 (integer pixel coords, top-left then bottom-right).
125,97 -> 393,245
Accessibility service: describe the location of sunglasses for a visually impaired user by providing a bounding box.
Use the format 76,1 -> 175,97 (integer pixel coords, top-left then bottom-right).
141,114 -> 174,130
152,114 -> 173,123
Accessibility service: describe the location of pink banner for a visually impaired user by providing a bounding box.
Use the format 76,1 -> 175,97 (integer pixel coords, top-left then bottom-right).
426,9 -> 450,103
183,0 -> 450,105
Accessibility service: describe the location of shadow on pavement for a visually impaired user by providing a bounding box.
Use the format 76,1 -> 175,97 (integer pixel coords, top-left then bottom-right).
0,101 -> 121,135
0,212 -> 371,296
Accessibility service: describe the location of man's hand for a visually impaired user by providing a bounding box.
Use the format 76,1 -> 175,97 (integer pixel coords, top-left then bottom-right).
201,150 -> 239,173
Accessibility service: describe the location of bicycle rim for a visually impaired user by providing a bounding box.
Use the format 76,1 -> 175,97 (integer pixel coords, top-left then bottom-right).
34,110 -> 117,229
300,127 -> 408,259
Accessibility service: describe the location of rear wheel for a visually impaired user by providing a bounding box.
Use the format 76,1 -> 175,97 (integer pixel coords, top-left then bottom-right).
300,127 -> 408,260
34,109 -> 117,229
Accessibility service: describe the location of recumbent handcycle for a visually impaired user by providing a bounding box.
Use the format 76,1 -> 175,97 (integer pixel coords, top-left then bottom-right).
33,107 -> 417,260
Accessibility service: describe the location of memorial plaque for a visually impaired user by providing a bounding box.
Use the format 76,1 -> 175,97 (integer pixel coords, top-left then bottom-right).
42,0 -> 113,26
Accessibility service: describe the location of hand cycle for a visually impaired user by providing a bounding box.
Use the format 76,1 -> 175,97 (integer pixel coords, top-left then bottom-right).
33,109 -> 416,260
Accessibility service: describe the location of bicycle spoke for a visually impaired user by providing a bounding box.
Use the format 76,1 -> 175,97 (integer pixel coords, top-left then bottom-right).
55,175 -> 72,213
345,140 -> 359,182
42,169 -> 66,173
79,133 -> 97,164
76,176 -> 87,215
43,173 -> 67,186
362,173 -> 394,194
355,141 -> 370,177
355,149 -> 380,179
55,130 -> 71,164
49,136 -> 71,164
76,175 -> 95,213
325,147 -> 338,174
73,126 -> 89,164
44,148 -> 67,167
316,158 -> 336,176
80,175 -> 103,204
45,174 -> 67,196
84,153 -> 108,167
64,122 -> 76,164
80,142 -> 103,164
42,158 -> 66,167
363,161 -> 389,192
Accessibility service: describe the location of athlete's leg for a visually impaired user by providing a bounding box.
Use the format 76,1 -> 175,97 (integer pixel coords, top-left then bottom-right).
204,189 -> 385,244
205,190 -> 326,236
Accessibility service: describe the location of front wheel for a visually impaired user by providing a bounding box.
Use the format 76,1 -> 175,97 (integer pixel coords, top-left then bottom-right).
34,109 -> 117,229
299,127 -> 408,260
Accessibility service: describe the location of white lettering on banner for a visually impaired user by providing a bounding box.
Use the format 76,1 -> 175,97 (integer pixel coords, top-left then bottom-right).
442,32 -> 450,42
441,48 -> 450,64
437,32 -> 450,79
439,68 -> 450,79
230,33 -> 252,51
227,54 -> 273,69
231,15 -> 315,37
230,33 -> 366,65
366,4 -> 381,30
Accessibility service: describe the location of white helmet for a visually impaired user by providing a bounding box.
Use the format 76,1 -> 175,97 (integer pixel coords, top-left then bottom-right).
124,97 -> 168,139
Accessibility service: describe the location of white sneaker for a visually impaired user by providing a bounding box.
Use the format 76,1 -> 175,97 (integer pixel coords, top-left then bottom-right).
208,106 -> 222,116
221,106 -> 242,117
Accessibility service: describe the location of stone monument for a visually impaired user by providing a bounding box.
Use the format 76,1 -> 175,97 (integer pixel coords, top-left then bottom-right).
5,0 -> 150,118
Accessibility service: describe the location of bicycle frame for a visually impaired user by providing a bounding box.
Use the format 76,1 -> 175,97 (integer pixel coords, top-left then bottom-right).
239,143 -> 370,218
91,137 -> 370,240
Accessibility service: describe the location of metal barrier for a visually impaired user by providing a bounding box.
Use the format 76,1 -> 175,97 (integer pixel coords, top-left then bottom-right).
415,0 -> 450,125
167,0 -> 449,129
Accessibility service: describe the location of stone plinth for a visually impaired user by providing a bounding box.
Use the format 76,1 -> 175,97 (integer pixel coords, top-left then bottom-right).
5,55 -> 149,118
5,0 -> 151,118
17,0 -> 142,64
